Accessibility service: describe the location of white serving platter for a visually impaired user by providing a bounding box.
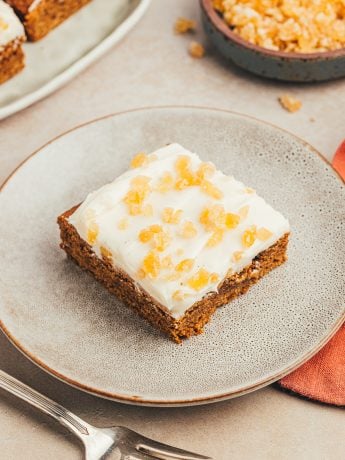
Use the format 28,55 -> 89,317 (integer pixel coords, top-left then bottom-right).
0,0 -> 151,120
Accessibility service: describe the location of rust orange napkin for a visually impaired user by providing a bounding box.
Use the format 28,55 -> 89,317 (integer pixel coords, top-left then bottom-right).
333,140 -> 345,179
277,141 -> 345,407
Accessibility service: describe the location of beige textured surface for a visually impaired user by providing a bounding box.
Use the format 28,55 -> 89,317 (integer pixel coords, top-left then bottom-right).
0,0 -> 344,459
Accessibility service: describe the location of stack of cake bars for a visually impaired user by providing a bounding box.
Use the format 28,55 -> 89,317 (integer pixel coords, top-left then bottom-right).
0,0 -> 92,84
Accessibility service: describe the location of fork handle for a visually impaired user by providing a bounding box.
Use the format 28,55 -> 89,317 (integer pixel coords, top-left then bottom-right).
0,369 -> 94,440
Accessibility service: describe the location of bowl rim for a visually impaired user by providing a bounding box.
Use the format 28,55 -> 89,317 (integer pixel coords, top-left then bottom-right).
201,0 -> 345,60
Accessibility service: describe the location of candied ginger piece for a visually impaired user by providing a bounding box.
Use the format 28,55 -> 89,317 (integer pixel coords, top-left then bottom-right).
153,230 -> 171,252
162,207 -> 183,224
172,290 -> 185,301
141,251 -> 160,278
0,18 -> 9,30
199,204 -> 226,231
139,225 -> 170,252
238,205 -> 250,220
200,204 -> 240,243
187,268 -> 219,291
225,212 -> 240,229
130,152 -> 148,169
189,41 -> 205,58
175,158 -> 199,189
212,0 -> 225,13
100,246 -> 112,259
207,229 -> 224,247
87,222 -> 99,244
123,175 -> 151,215
201,180 -> 223,199
232,250 -> 243,262
138,224 -> 162,243
139,229 -> 153,243
209,273 -> 220,283
279,94 -> 302,113
174,17 -> 196,34
175,155 -> 191,173
175,258 -> 194,272
242,226 -> 257,248
179,221 -> 198,238
156,172 -> 174,193
196,162 -> 216,180
257,227 -> 273,241
131,175 -> 151,189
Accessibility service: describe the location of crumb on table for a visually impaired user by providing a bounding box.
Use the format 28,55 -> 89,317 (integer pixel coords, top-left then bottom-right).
279,95 -> 302,113
174,17 -> 196,34
189,41 -> 205,58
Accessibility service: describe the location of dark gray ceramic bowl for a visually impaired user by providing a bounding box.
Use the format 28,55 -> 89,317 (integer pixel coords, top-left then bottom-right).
201,0 -> 345,82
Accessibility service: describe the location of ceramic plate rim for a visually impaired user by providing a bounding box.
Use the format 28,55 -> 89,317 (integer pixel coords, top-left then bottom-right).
0,0 -> 151,121
1,106 -> 344,407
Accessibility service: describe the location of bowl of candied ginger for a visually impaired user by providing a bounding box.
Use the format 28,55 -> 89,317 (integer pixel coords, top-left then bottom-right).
201,0 -> 345,81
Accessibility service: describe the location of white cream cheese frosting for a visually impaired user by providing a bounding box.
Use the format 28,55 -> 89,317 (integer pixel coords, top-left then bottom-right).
0,1 -> 24,47
69,144 -> 290,318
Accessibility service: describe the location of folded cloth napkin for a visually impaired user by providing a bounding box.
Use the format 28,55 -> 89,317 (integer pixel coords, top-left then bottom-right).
277,141 -> 345,407
333,139 -> 345,179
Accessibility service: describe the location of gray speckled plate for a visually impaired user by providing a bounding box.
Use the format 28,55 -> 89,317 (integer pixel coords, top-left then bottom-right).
0,107 -> 344,406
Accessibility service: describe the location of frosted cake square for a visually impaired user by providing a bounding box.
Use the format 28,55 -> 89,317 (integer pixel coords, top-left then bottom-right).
6,0 -> 92,41
0,1 -> 25,84
58,143 -> 290,342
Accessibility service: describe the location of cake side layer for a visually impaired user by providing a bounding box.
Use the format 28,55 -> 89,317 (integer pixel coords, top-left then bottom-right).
0,38 -> 25,83
6,0 -> 91,41
58,206 -> 289,343
4,0 -> 32,16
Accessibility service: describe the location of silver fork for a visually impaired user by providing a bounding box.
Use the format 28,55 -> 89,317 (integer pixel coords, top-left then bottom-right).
0,369 -> 211,460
